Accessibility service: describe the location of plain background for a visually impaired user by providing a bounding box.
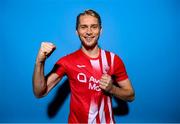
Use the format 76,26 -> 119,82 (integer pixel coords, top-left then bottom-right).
0,0 -> 179,123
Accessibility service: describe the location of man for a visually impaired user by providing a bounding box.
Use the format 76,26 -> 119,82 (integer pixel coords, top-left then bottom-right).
33,9 -> 135,123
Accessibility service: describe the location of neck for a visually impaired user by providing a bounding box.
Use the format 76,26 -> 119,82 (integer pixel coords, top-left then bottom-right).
81,45 -> 100,58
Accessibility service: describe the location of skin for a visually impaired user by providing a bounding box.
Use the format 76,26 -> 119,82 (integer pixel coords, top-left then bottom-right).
76,15 -> 102,58
33,14 -> 135,102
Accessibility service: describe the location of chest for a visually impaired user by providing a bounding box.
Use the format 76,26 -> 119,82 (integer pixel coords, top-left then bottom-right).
65,58 -> 106,92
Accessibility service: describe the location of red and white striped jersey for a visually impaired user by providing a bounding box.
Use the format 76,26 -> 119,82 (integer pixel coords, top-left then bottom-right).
54,49 -> 128,123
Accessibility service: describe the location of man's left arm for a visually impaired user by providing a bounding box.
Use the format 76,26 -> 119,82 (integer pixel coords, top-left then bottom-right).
99,74 -> 135,102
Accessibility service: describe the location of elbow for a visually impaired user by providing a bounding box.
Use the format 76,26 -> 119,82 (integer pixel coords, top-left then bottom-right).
127,94 -> 135,102
33,90 -> 45,98
33,86 -> 47,98
127,90 -> 135,102
34,93 -> 44,98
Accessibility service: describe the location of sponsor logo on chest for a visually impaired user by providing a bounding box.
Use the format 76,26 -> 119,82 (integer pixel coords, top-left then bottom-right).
77,73 -> 101,91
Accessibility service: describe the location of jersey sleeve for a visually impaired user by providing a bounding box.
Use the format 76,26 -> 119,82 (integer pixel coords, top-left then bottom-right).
52,57 -> 66,78
113,55 -> 128,82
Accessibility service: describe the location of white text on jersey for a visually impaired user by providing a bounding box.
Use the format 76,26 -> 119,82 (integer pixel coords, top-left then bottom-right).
77,73 -> 101,91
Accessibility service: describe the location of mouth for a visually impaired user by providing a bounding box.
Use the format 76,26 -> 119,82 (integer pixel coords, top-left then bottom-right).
84,36 -> 95,42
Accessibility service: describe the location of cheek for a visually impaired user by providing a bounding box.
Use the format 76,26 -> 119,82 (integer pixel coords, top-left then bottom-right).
77,30 -> 85,35
79,31 -> 86,36
94,29 -> 101,35
94,32 -> 100,37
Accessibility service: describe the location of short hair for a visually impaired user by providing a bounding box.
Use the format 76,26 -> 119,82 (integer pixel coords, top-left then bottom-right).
76,9 -> 102,30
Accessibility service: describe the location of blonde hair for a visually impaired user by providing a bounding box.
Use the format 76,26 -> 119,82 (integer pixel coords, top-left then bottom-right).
76,9 -> 102,30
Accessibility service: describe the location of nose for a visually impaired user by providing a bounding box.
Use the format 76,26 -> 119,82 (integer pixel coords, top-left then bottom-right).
86,28 -> 92,35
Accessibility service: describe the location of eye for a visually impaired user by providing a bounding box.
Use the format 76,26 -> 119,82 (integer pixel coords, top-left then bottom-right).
91,25 -> 98,29
81,26 -> 85,29
80,25 -> 87,29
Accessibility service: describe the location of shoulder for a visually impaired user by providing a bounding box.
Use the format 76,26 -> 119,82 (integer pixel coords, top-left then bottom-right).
56,49 -> 81,64
102,49 -> 119,56
102,49 -> 121,60
102,49 -> 125,66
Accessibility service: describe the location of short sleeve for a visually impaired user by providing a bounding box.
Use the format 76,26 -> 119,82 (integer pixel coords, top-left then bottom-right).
113,55 -> 128,82
52,57 -> 66,78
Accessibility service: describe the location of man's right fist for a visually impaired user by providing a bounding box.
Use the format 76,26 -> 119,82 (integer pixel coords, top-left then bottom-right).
36,42 -> 56,63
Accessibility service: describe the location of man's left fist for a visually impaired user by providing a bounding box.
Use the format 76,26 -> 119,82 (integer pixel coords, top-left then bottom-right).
99,74 -> 113,92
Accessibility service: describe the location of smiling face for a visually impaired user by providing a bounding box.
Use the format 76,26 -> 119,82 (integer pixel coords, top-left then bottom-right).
76,15 -> 102,49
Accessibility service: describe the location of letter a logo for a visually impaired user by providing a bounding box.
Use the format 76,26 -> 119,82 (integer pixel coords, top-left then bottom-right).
77,73 -> 87,83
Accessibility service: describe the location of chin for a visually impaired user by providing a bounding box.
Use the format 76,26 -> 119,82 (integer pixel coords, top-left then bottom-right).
80,37 -> 98,49
83,42 -> 97,49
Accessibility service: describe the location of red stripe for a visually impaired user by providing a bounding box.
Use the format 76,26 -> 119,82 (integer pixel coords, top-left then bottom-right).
99,50 -> 103,74
105,51 -> 112,75
104,96 -> 110,123
96,112 -> 100,123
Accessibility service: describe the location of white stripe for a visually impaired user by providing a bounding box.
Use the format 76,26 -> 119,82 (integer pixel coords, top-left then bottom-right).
110,52 -> 115,73
101,50 -> 109,74
90,59 -> 100,70
99,98 -> 106,123
107,96 -> 114,124
88,101 -> 98,124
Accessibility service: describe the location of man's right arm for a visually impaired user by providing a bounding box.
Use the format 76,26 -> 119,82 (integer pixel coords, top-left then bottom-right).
32,42 -> 61,98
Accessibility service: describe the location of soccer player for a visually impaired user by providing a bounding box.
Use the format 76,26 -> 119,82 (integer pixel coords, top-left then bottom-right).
33,9 -> 135,123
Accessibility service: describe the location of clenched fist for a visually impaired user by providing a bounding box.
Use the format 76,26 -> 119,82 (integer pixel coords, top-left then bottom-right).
99,74 -> 113,92
36,42 -> 56,63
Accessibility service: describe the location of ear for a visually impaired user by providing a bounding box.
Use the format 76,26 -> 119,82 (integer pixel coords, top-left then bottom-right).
76,30 -> 79,35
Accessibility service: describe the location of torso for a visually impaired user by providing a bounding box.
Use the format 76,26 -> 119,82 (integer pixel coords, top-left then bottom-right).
56,49 -> 116,123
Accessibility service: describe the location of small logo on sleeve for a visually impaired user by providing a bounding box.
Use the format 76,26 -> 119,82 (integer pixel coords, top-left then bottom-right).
77,65 -> 86,68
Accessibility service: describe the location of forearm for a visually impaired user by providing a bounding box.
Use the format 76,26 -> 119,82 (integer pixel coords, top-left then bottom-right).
109,85 -> 135,102
33,60 -> 47,98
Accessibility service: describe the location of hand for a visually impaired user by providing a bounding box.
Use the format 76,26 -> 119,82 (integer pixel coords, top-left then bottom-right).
99,74 -> 113,92
36,42 -> 56,63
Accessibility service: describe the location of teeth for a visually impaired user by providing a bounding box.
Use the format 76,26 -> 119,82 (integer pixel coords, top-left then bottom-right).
86,38 -> 91,42
85,37 -> 94,42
